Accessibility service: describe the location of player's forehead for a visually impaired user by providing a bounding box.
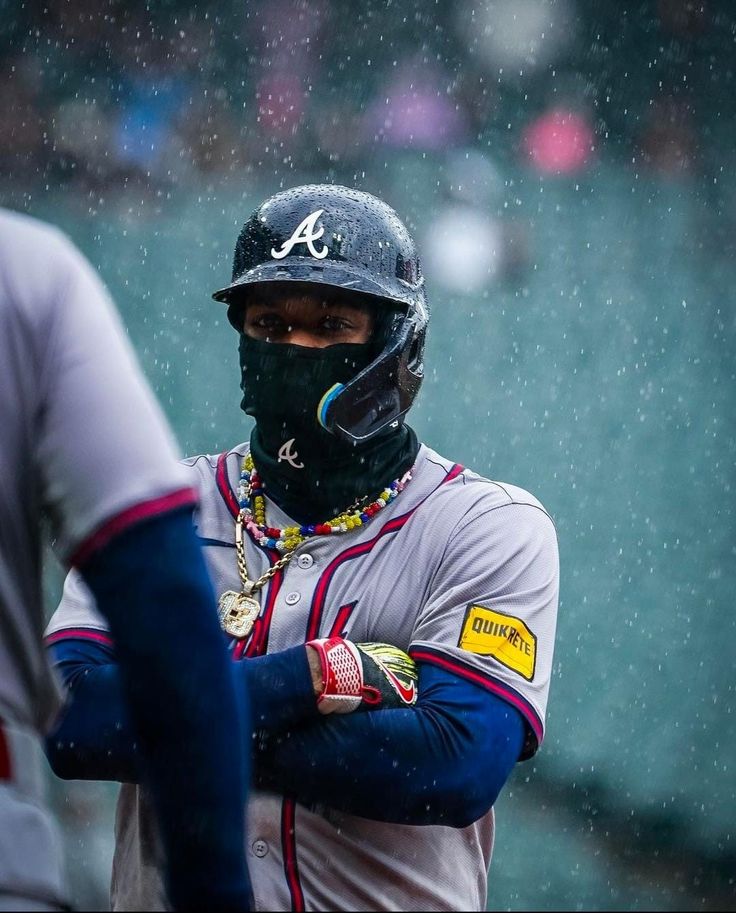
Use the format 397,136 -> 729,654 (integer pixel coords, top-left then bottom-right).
245,284 -> 376,317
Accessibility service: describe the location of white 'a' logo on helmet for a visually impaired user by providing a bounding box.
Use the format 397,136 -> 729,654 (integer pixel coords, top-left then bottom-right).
271,209 -> 329,260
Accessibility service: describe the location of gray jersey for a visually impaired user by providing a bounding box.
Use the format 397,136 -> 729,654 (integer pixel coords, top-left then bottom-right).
47,442 -> 559,912
0,208 -> 194,735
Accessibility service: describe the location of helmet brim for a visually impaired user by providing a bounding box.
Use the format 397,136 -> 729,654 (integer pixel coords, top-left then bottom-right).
211,257 -> 423,307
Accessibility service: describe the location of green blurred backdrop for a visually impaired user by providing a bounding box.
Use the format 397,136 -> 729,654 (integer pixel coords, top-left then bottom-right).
3,0 -> 734,909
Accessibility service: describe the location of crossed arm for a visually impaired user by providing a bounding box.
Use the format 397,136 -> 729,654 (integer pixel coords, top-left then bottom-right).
47,635 -> 524,828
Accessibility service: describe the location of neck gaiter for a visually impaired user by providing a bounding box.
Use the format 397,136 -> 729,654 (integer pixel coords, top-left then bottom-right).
239,334 -> 419,523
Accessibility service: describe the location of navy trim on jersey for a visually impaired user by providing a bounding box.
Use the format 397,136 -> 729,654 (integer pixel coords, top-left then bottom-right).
304,463 -> 463,641
409,644 -> 543,759
69,486 -> 199,567
215,449 -> 286,660
281,798 -> 305,912
215,450 -> 241,518
237,560 -> 284,659
198,537 -> 235,549
45,627 -> 114,648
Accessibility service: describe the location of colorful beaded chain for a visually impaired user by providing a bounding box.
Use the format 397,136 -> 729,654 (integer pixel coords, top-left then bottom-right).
237,452 -> 412,553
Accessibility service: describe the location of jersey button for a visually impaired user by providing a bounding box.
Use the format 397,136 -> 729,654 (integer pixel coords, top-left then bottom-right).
297,553 -> 314,569
252,839 -> 268,858
285,591 -> 301,605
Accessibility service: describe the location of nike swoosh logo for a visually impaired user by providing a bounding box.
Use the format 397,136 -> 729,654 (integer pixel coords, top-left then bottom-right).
383,666 -> 416,704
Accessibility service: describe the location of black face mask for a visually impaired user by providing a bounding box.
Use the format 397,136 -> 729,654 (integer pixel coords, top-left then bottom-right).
239,334 -> 418,523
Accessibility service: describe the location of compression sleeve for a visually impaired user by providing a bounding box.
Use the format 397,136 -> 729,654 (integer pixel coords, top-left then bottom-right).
47,634 -> 522,828
76,508 -> 251,911
47,640 -> 319,782
255,661 -> 525,828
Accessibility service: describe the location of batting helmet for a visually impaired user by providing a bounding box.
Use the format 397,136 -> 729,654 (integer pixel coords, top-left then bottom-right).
211,184 -> 428,444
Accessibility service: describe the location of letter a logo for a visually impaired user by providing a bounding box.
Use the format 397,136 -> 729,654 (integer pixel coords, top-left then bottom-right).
271,209 -> 329,260
277,438 -> 305,470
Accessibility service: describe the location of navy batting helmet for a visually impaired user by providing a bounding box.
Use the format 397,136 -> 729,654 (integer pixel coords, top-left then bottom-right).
212,184 -> 429,445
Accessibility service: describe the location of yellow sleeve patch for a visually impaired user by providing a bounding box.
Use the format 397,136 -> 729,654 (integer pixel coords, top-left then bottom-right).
459,605 -> 537,681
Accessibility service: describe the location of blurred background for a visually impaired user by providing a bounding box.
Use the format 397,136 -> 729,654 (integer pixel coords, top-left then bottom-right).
2,0 -> 735,909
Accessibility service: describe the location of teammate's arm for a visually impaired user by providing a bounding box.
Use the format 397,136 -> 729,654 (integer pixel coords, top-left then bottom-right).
46,637 -> 321,782
47,633 -> 414,779
39,227 -> 251,910
72,510 -> 252,910
255,661 -> 525,827
46,631 -> 414,779
254,500 -> 556,827
46,636 -> 522,828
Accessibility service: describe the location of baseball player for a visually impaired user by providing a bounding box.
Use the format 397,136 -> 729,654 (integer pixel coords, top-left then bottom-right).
0,208 -> 252,911
44,185 -> 559,912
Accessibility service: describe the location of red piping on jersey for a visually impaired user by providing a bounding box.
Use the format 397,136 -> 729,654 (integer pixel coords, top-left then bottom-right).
216,451 -> 241,519
232,638 -> 247,661
216,453 -> 286,659
305,463 -> 463,642
45,627 -> 114,648
242,557 -> 284,658
410,646 -> 544,750
69,487 -> 198,568
0,725 -> 12,780
281,798 -> 305,912
328,601 -> 357,638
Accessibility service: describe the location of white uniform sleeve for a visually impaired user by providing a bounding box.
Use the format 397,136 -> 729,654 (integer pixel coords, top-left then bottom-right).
44,570 -> 109,643
410,499 -> 559,758
34,226 -> 195,562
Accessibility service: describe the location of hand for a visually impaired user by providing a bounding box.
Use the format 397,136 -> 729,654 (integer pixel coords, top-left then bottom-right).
306,637 -> 418,714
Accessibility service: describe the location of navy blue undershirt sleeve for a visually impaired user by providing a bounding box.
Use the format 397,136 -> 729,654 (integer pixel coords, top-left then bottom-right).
75,507 -> 251,911
46,640 -> 320,782
47,637 -> 141,783
47,636 -> 524,829
255,662 -> 525,828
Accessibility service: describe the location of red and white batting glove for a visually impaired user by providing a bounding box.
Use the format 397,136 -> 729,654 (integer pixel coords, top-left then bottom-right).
306,636 -> 418,715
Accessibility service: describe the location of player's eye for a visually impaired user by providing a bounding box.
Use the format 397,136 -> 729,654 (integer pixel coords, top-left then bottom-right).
320,315 -> 353,333
245,312 -> 286,338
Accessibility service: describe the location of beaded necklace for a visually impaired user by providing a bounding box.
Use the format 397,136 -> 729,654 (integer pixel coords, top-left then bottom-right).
237,452 -> 413,553
218,453 -> 413,640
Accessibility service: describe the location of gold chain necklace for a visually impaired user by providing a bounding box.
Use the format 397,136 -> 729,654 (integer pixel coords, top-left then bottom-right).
218,455 -> 413,639
217,511 -> 297,639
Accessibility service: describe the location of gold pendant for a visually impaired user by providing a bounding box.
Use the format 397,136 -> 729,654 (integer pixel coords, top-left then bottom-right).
218,590 -> 261,639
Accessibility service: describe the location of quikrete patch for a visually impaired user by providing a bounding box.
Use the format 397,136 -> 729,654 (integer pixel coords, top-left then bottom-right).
459,605 -> 537,681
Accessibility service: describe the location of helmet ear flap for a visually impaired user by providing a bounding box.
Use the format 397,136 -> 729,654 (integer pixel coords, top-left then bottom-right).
321,312 -> 425,445
405,327 -> 424,374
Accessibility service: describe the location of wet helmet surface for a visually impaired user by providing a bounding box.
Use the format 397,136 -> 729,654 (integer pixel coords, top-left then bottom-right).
212,184 -> 429,444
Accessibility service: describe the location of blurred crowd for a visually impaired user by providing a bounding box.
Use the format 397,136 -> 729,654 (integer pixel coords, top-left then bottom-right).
3,3 -> 735,910
2,0 -> 730,295
0,0 -> 723,184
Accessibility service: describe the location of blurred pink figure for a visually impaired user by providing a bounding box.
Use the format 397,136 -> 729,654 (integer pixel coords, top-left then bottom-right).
522,107 -> 595,174
256,72 -> 306,139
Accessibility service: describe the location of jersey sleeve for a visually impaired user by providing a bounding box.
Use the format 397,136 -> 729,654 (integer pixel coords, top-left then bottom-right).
34,228 -> 197,564
409,498 -> 559,760
44,569 -> 111,645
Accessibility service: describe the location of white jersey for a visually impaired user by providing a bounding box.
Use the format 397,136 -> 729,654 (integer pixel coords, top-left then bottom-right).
0,209 -> 198,908
0,208 -> 195,735
47,441 -> 559,912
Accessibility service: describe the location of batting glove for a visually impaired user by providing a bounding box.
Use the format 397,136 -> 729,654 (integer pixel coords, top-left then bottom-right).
307,637 -> 418,715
